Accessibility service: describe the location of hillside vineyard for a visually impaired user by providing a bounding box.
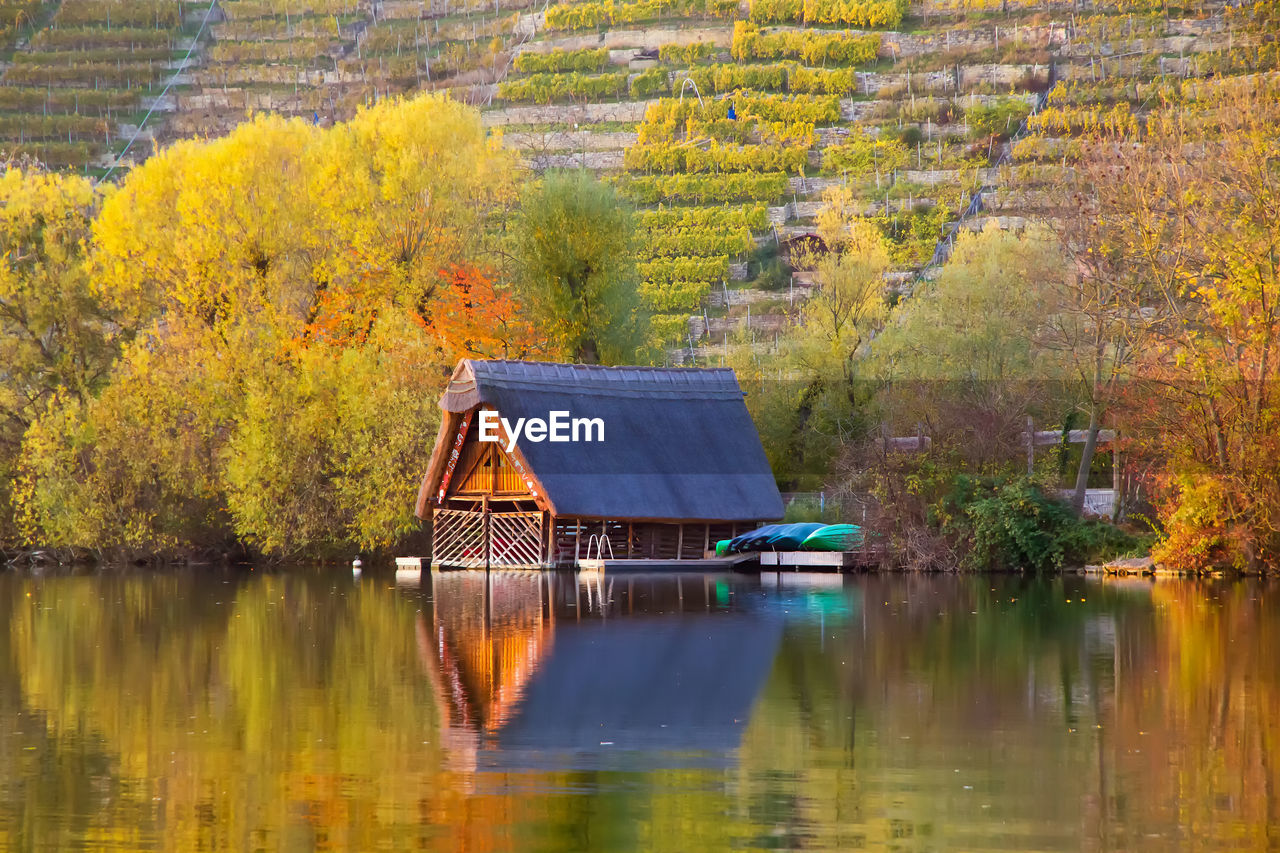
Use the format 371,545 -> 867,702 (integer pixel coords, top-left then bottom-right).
2,0 -> 1273,344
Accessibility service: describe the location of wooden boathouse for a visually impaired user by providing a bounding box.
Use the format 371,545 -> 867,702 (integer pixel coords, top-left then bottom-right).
414,359 -> 783,569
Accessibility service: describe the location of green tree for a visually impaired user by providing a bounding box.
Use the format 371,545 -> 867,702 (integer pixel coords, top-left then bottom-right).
871,222 -> 1067,462
731,192 -> 889,488
510,172 -> 650,364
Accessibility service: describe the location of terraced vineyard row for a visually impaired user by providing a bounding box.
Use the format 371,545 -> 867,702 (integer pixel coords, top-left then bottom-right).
490,0 -> 1274,350
1,0 -> 1274,353
0,0 -> 189,169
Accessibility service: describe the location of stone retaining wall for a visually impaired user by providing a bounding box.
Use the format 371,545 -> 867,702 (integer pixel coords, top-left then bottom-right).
504,129 -> 637,150
525,150 -> 625,169
482,100 -> 649,125
519,25 -> 730,54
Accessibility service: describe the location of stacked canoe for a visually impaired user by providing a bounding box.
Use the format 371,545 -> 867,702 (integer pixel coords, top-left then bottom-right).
715,523 -> 864,555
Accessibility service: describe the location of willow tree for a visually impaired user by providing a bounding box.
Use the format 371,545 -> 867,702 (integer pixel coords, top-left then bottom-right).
510,172 -> 650,365
0,169 -> 121,545
17,95 -> 520,555
871,222 -> 1067,465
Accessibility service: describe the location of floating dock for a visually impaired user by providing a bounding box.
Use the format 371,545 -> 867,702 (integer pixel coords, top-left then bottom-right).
575,554 -> 757,573
758,548 -> 884,571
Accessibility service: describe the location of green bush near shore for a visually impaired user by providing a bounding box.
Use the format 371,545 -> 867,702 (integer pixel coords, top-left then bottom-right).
944,476 -> 1147,572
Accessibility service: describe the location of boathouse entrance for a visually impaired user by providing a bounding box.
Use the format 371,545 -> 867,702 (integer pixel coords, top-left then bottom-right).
428,417 -> 548,569
432,507 -> 545,570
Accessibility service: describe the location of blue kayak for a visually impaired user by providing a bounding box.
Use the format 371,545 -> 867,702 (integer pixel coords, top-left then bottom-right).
727,524 -> 786,553
765,522 -> 827,550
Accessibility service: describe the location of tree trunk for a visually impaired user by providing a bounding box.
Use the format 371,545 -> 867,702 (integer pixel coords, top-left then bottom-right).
1072,403 -> 1101,515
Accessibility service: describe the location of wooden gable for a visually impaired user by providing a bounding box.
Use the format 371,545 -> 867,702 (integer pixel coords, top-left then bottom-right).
447,429 -> 531,497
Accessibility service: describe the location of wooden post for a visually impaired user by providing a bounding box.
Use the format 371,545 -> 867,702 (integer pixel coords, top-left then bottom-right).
704,524 -> 710,556
544,512 -> 554,567
574,519 -> 581,566
1112,441 -> 1122,522
1026,415 -> 1035,476
676,524 -> 684,560
627,522 -> 634,558
482,494 -> 490,570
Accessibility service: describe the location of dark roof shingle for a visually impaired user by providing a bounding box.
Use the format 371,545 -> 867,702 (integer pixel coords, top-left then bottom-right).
439,359 -> 783,522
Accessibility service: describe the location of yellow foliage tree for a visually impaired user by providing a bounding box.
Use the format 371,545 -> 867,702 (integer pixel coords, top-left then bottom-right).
0,168 -> 121,542
18,95 -> 518,555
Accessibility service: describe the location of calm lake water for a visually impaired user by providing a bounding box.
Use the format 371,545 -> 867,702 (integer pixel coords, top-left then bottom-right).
1,569 -> 1277,851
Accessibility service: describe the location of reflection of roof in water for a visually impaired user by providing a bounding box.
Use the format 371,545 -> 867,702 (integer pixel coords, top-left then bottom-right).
490,613 -> 783,763
422,572 -> 783,770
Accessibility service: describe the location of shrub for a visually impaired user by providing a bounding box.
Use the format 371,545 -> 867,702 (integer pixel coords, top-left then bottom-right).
658,41 -> 716,65
749,0 -> 904,26
639,255 -> 730,286
731,21 -> 881,65
636,203 -> 768,231
54,0 -> 181,28
497,71 -> 628,103
0,87 -> 136,112
639,277 -> 715,312
514,47 -> 610,73
822,132 -> 909,176
644,226 -> 756,258
966,97 -> 1032,141
788,65 -> 859,95
31,26 -> 174,49
2,62 -> 166,87
0,141 -> 101,168
650,312 -> 693,344
642,92 -> 840,126
1026,103 -> 1139,138
0,114 -> 109,140
685,62 -> 790,95
961,478 -> 1142,572
630,67 -> 669,98
543,0 -> 734,27
625,141 -> 809,174
618,171 -> 791,204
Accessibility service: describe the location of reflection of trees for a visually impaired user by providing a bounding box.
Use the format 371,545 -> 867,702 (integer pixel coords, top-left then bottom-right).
4,573 -> 448,852
4,573 -> 1280,850
736,576 -> 1280,850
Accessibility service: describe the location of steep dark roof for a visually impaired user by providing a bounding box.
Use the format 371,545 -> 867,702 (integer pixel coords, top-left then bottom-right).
428,359 -> 783,522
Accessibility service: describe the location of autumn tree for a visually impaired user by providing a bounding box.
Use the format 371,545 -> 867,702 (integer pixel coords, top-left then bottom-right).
1098,81 -> 1280,569
732,188 -> 891,488
870,222 -> 1067,464
0,168 -> 122,543
510,171 -> 650,364
17,95 -> 519,555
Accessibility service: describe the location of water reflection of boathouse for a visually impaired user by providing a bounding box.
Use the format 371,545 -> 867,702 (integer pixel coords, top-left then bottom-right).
417,572 -> 782,768
414,360 -> 783,570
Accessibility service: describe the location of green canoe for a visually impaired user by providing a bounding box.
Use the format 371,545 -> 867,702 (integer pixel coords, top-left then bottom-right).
800,524 -> 864,551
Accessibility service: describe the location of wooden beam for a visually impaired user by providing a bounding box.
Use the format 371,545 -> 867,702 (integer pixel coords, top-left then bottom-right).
883,427 -> 1117,455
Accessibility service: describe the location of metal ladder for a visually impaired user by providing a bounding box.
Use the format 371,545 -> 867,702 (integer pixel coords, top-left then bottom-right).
583,533 -> 615,562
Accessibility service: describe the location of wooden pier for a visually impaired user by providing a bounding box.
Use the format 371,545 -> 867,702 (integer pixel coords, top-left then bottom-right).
758,547 -> 885,572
